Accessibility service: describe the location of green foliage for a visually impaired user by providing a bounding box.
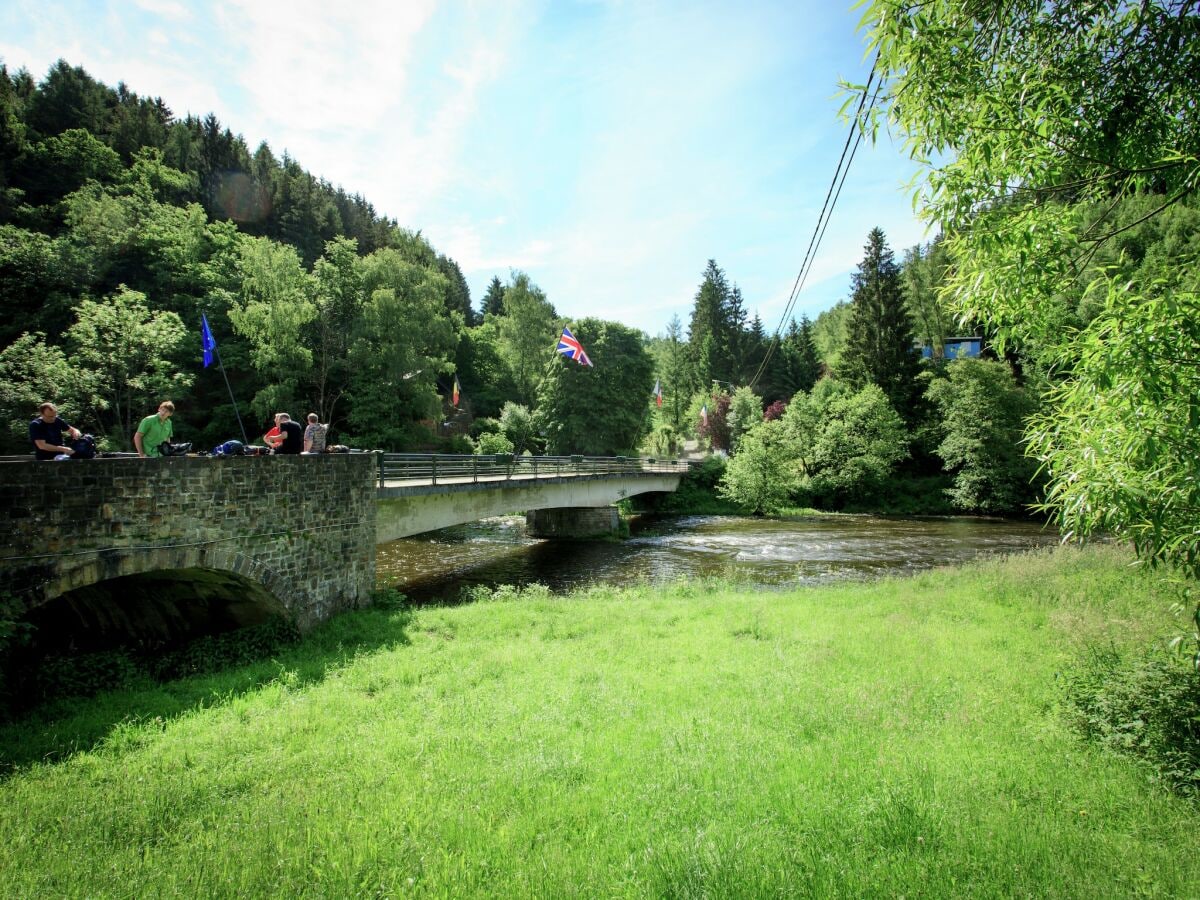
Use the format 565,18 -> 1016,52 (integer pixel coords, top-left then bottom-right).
66,286 -> 193,444
811,301 -> 849,372
792,383 -> 909,507
926,358 -> 1040,514
497,401 -> 538,455
538,318 -> 654,455
1064,646 -> 1200,796
648,314 -> 690,433
726,385 -> 762,452
857,0 -> 1200,575
473,430 -> 514,456
719,418 -> 796,515
2,548 -> 1199,895
838,228 -> 922,419
346,248 -> 457,449
1026,272 -> 1200,571
228,235 -> 314,417
494,271 -> 558,407
902,238 -> 953,357
0,332 -> 72,451
640,421 -> 679,458
3,618 -> 300,715
648,455 -> 741,514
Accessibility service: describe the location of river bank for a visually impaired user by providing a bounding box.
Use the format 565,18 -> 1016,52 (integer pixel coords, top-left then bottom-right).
1,544 -> 1196,896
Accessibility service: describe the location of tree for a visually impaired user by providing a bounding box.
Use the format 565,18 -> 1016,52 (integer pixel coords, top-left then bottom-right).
838,228 -> 922,419
537,318 -> 653,455
65,286 -> 193,446
727,385 -> 763,453
480,275 -> 505,319
650,314 -> 690,434
686,260 -> 736,391
308,236 -> 363,426
494,271 -> 558,407
902,238 -> 953,358
498,401 -> 538,455
811,301 -> 850,373
778,316 -> 821,397
926,358 -> 1039,514
436,254 -> 473,326
347,248 -> 457,449
719,418 -> 796,515
788,383 -> 909,508
455,321 -> 516,419
856,0 -> 1200,578
0,332 -> 73,452
227,235 -> 314,419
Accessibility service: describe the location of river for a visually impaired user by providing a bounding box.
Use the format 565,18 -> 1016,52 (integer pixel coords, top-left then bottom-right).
376,513 -> 1061,603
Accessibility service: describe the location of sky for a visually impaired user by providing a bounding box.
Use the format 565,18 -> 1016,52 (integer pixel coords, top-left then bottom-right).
1,0 -> 933,337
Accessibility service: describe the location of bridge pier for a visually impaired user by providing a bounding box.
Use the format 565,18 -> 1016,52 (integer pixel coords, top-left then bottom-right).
525,506 -> 620,539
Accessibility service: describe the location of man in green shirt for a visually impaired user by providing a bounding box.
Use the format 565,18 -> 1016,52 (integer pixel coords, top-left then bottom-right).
134,401 -> 175,457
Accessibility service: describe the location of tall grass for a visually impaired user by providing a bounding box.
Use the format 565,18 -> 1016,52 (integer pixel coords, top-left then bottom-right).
1,545 -> 1197,897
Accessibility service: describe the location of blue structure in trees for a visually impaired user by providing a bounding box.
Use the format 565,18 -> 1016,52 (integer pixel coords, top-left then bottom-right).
921,336 -> 982,360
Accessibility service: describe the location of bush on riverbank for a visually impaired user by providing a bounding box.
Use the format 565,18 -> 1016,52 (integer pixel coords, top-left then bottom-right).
1063,644 -> 1200,796
0,545 -> 1197,896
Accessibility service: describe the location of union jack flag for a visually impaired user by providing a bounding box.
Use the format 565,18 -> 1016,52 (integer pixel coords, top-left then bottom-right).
557,327 -> 593,366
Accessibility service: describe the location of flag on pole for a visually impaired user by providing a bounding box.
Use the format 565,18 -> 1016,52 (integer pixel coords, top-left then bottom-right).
700,403 -> 709,427
452,375 -> 461,407
653,379 -> 662,407
556,327 -> 593,366
201,313 -> 217,368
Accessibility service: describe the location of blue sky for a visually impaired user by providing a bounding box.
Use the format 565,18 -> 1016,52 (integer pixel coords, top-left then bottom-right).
1,0 -> 932,336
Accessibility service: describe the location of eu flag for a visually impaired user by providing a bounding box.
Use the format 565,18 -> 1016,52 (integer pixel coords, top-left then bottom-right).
201,313 -> 217,368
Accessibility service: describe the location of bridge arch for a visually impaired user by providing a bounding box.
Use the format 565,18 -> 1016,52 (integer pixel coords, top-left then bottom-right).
1,454 -> 379,637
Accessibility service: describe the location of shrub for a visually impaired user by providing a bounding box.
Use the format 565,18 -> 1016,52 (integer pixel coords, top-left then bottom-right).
1063,646 -> 1200,796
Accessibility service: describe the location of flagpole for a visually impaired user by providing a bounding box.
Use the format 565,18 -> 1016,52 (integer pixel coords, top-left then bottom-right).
202,313 -> 249,445
213,343 -> 250,446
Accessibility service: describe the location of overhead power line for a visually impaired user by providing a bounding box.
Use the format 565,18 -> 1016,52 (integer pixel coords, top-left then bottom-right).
748,56 -> 881,391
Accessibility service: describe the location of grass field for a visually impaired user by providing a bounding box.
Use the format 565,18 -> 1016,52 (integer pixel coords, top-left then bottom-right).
2,544 -> 1197,897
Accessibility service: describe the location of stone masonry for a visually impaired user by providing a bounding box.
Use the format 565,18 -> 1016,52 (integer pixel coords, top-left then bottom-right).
0,454 -> 377,634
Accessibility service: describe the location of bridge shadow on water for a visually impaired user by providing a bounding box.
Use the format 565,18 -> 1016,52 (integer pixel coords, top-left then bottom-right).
0,597 -> 413,778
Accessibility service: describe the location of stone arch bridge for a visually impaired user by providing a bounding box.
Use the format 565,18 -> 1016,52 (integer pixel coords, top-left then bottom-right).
0,454 -> 684,648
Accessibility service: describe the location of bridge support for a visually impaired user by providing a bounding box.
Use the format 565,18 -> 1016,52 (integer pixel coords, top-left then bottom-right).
525,506 -> 619,539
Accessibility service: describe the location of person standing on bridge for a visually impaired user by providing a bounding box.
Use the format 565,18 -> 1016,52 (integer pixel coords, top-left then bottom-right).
275,412 -> 304,455
133,401 -> 175,458
29,402 -> 81,459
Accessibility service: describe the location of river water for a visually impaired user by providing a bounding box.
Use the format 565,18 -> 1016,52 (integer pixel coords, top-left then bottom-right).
376,514 -> 1061,603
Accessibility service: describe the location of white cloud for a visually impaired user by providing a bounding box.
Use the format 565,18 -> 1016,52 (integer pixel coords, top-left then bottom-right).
133,0 -> 193,21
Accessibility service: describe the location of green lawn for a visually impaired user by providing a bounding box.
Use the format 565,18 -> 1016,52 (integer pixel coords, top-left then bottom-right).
2,545 -> 1197,897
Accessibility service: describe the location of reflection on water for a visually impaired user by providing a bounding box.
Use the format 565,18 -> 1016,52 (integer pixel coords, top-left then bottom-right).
376,514 -> 1061,603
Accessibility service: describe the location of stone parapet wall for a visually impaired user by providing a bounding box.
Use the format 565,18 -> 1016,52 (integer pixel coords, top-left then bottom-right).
0,454 -> 378,632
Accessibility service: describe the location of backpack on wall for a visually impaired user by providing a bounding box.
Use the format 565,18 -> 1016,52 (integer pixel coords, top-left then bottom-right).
158,441 -> 193,457
211,440 -> 245,457
72,434 -> 97,459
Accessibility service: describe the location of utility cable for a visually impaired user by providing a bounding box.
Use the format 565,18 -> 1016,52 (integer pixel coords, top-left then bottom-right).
748,55 -> 881,391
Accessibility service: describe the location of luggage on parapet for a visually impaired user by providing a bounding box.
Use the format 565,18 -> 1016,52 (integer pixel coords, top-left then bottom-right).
210,440 -> 244,457
158,441 -> 193,457
53,434 -> 97,460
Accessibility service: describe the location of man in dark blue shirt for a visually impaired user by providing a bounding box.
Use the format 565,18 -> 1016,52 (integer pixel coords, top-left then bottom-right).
29,402 -> 81,460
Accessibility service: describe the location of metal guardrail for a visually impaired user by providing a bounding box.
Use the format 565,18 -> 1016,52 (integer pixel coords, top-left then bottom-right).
376,453 -> 691,488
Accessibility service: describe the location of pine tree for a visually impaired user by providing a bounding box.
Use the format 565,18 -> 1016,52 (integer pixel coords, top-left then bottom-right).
838,228 -> 921,419
687,259 -> 735,392
481,276 -> 505,318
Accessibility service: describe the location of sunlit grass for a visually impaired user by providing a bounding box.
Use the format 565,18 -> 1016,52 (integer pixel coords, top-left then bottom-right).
1,544 -> 1196,897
